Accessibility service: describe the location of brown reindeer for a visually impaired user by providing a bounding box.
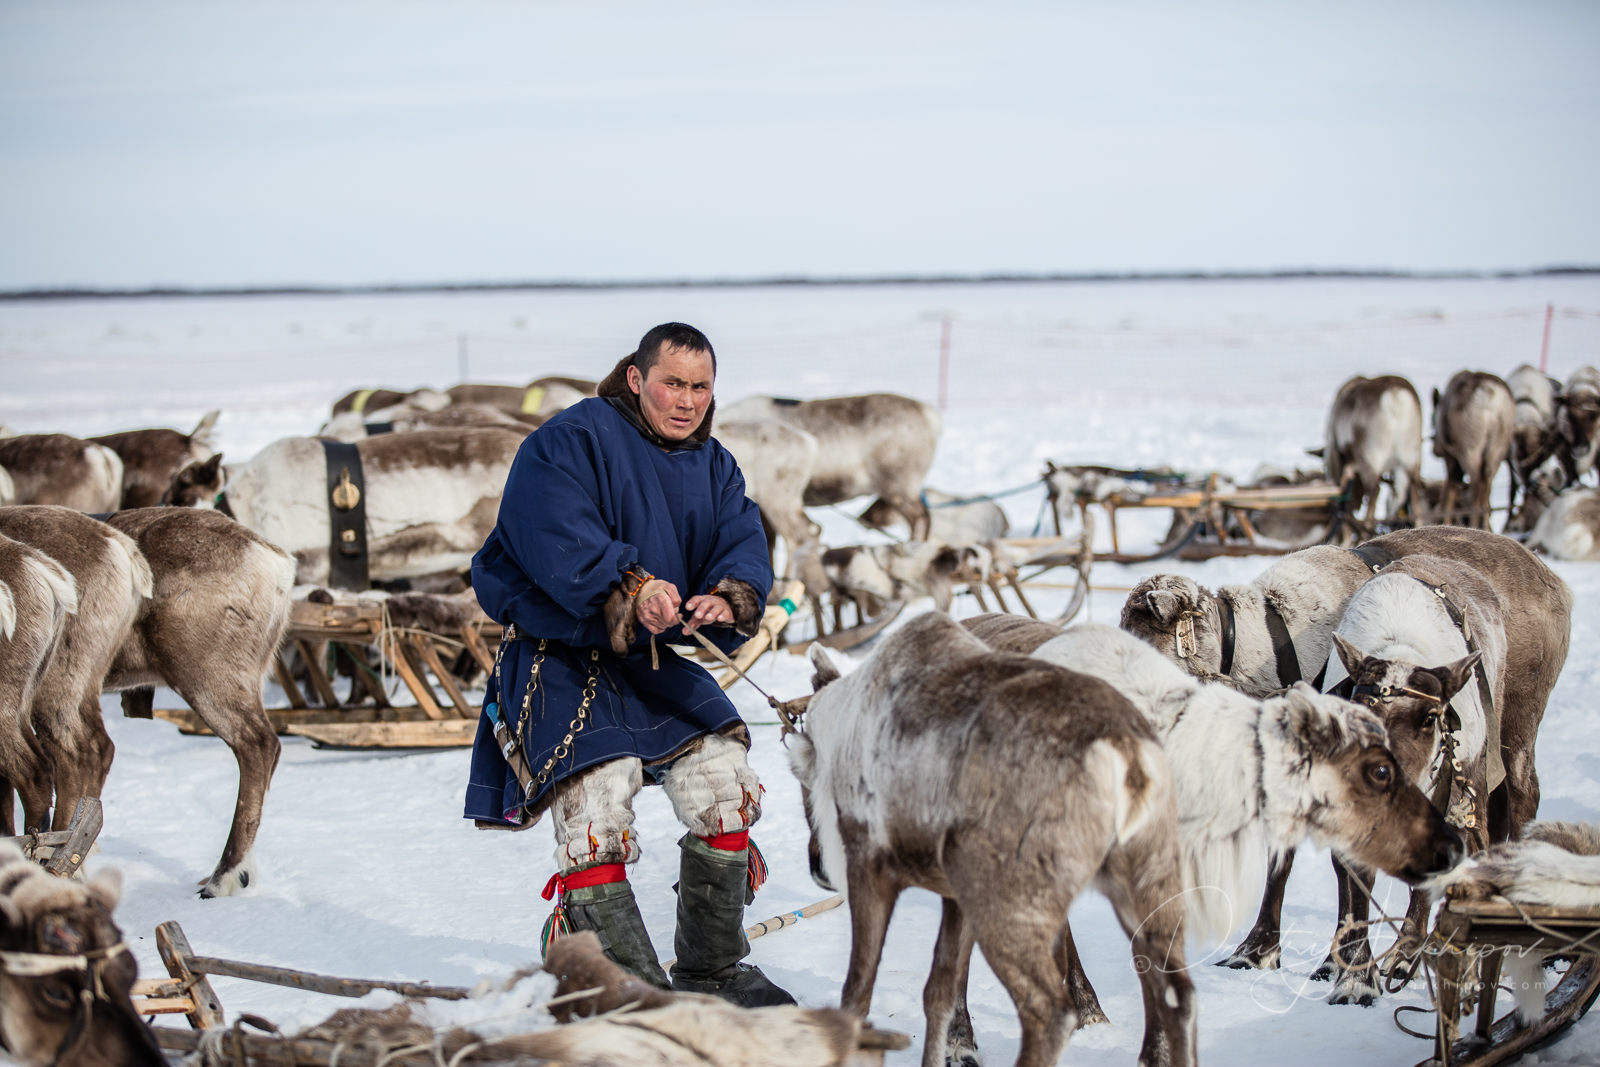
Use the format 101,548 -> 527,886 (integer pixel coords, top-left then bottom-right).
1325,375 -> 1425,528
722,394 -> 942,540
103,508 -> 294,897
0,843 -> 163,1066
1557,365 -> 1600,485
0,435 -> 123,514
1505,364 -> 1563,526
790,612 -> 1196,1067
0,509 -> 150,833
158,453 -> 226,508
715,417 -> 824,594
1432,371 -> 1515,529
447,377 -> 597,419
88,411 -> 218,509
330,386 -> 450,417
0,534 -> 76,835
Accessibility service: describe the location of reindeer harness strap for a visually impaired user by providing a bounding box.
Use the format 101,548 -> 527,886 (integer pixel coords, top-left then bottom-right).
319,439 -> 369,591
1263,598 -> 1303,687
1217,596 -> 1236,677
1415,579 -> 1506,795
677,618 -> 810,734
0,940 -> 130,1067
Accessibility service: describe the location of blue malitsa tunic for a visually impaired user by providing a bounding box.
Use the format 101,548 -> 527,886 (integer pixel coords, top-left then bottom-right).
464,395 -> 772,826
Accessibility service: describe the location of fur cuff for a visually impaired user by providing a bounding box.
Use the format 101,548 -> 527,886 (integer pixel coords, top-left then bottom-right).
604,568 -> 652,655
714,578 -> 763,637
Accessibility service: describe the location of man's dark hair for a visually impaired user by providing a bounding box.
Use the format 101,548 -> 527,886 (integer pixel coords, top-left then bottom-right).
633,322 -> 716,378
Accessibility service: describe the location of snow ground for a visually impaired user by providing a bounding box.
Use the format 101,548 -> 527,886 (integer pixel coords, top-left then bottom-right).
3,276 -> 1599,1064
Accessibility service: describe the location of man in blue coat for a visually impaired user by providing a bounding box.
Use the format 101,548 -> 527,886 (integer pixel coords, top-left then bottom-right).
466,323 -> 793,1006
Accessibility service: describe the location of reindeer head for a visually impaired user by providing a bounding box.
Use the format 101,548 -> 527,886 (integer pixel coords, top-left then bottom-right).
1120,575 -> 1227,677
787,648 -> 845,893
1263,683 -> 1463,885
1560,388 -> 1600,463
0,846 -> 163,1066
159,452 -> 225,508
1327,633 -> 1481,793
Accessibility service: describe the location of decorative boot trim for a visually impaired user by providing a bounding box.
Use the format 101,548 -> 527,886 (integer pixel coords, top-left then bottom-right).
698,830 -> 749,851
695,832 -> 767,894
540,863 -> 628,958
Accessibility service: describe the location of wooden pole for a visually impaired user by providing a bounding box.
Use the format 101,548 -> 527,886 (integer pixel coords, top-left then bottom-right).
660,894 -> 843,969
1540,302 -> 1554,373
937,318 -> 952,411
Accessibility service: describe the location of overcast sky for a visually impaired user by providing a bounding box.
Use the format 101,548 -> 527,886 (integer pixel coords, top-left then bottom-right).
1,1 -> 1596,290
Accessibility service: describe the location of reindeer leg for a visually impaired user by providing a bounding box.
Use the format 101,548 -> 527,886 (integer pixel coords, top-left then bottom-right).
1323,858 -> 1380,1006
839,847 -> 899,1018
0,704 -> 55,835
1378,888 -> 1432,988
175,677 -> 282,898
926,898 -> 978,1067
0,777 -> 12,836
1222,849 -> 1294,969
1063,921 -> 1108,1026
970,917 -> 1079,1067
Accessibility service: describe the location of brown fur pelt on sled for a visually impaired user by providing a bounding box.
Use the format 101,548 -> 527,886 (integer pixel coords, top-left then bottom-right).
295,932 -> 865,1067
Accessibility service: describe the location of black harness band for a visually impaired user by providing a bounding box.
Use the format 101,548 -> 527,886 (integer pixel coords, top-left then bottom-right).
1217,596 -> 1236,677
1348,543 -> 1396,573
320,439 -> 369,591
1263,598 -> 1302,688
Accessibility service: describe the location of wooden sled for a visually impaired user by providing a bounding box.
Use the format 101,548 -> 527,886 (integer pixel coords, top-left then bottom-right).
153,599 -> 497,750
1417,899 -> 1600,1066
1,796 -> 102,878
139,914 -> 907,1066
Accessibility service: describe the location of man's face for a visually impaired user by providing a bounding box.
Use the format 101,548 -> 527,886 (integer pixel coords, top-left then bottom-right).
627,344 -> 714,441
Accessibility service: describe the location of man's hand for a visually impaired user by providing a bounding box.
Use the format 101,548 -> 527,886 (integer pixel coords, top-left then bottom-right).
682,593 -> 733,633
636,579 -> 682,634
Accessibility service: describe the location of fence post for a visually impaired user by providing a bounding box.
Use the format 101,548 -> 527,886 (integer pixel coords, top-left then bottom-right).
937,318 -> 952,411
1539,303 -> 1553,373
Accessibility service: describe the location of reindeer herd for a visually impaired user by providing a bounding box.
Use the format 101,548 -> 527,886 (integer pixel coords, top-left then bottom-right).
0,358 -> 1594,1066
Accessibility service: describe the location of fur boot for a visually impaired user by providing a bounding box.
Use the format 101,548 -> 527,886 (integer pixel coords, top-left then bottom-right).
670,834 -> 795,1007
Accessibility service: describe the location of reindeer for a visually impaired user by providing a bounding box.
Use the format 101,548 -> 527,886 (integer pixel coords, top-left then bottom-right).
722,394 -> 942,540
321,400 -> 536,443
1506,365 -> 1563,525
0,843 -> 163,1066
819,541 -> 987,629
88,410 -> 219,509
959,615 -> 1460,1033
446,377 -> 597,419
0,534 -> 77,835
330,387 -> 451,417
1432,371 -> 1515,529
714,418 -> 823,594
790,612 -> 1197,1067
1310,551 -> 1546,1003
1325,375 -> 1425,529
220,428 -> 523,585
103,508 -> 295,897
1121,525 -> 1570,989
0,435 -> 123,514
1556,364 -> 1600,485
861,488 -> 1008,544
0,508 -> 150,833
1527,486 -> 1600,560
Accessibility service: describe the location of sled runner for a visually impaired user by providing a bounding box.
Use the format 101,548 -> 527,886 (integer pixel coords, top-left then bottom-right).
1413,899 -> 1600,1067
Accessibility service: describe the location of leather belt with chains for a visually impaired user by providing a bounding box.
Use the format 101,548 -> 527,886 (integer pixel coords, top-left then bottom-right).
485,625 -> 603,806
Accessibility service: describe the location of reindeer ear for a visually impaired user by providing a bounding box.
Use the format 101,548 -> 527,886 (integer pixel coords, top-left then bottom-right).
1144,589 -> 1183,625
809,646 -> 842,691
86,868 -> 122,913
1430,651 -> 1483,704
1331,633 -> 1365,677
1286,683 -> 1337,756
1432,386 -> 1442,408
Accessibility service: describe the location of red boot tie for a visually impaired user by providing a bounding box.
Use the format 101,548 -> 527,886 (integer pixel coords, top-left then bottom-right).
696,832 -> 767,894
540,863 -> 628,957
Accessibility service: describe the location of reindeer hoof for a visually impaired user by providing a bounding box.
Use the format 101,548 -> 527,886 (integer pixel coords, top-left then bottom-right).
944,1045 -> 981,1067
198,852 -> 258,898
1309,958 -> 1336,982
1327,972 -> 1380,1007
1074,1005 -> 1111,1028
1219,942 -> 1281,970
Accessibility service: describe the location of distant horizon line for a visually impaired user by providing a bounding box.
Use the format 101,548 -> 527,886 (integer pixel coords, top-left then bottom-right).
4,265 -> 1598,302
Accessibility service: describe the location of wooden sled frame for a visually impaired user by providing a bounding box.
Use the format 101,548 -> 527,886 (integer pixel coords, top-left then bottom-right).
138,912 -> 907,1066
1417,899 -> 1600,1066
1,796 -> 103,878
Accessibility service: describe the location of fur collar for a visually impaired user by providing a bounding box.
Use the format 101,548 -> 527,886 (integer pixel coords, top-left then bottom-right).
596,355 -> 716,451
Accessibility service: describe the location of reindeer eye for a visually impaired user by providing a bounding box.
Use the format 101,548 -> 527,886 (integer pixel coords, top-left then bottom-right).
1367,764 -> 1393,787
39,984 -> 73,1008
